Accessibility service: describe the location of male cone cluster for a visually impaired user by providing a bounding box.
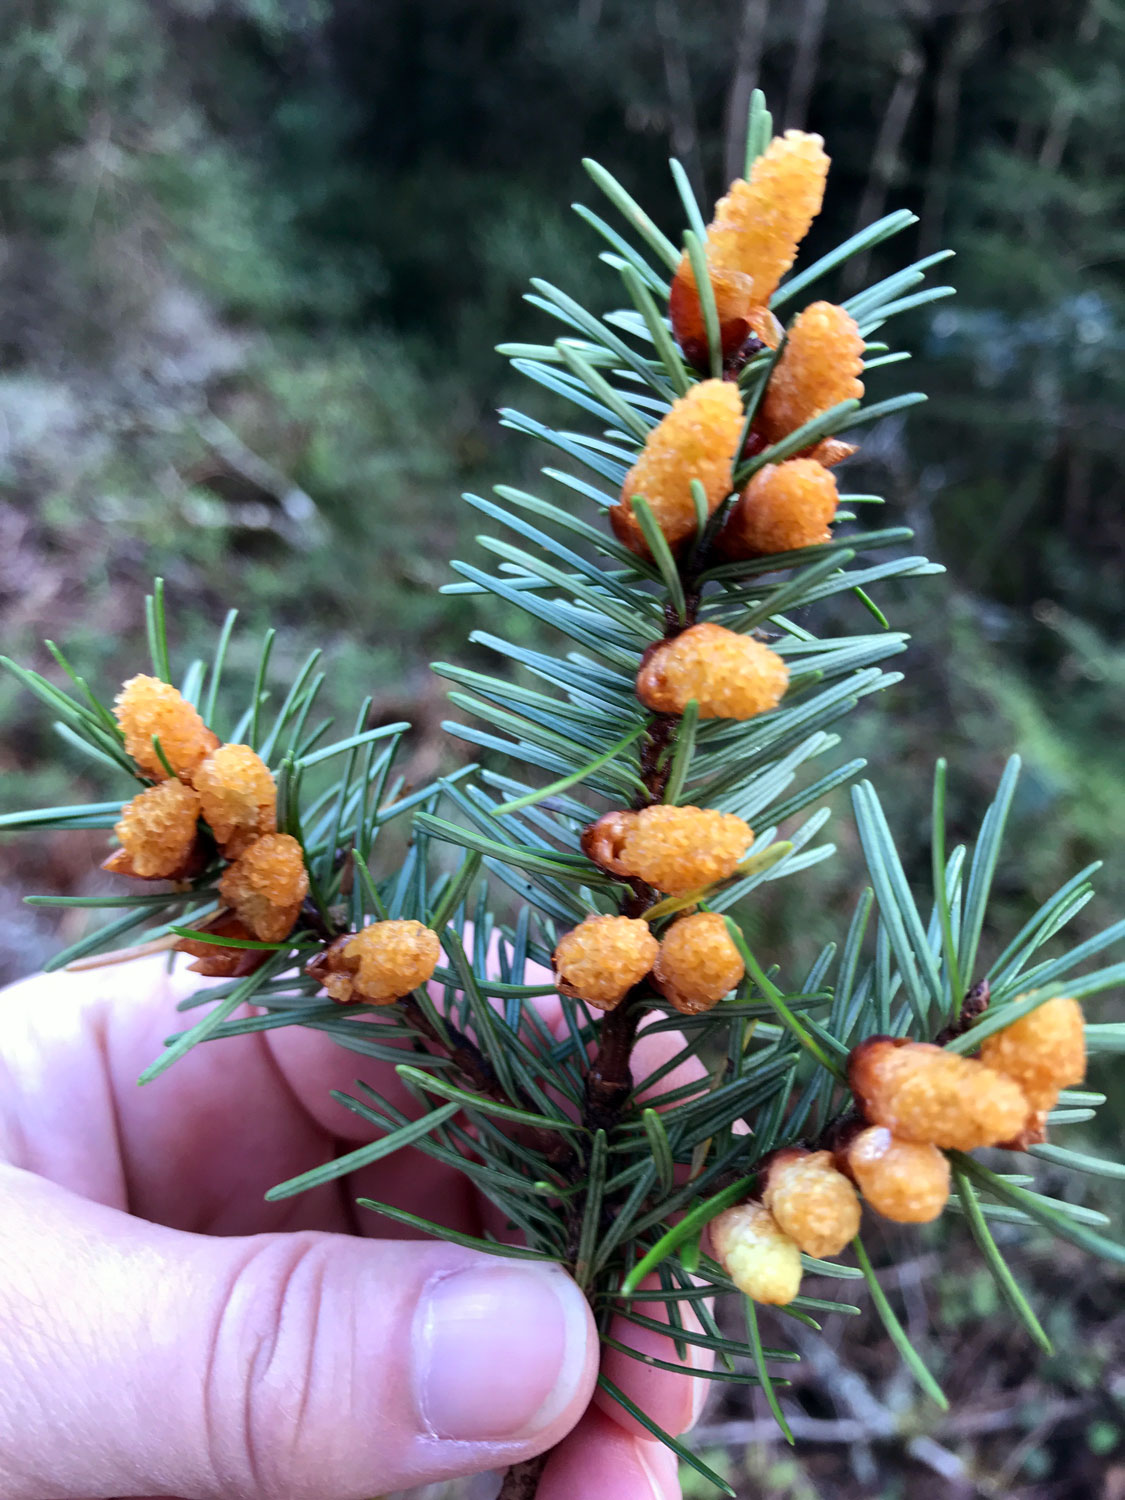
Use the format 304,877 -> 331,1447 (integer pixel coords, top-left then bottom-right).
107,675 -> 441,1003
653,146 -> 1087,1306
720,460 -> 841,559
755,301 -> 865,449
611,380 -> 743,558
848,1001 -> 1085,1155
553,915 -> 660,1011
115,673 -> 219,782
110,675 -> 308,965
609,128 -> 867,567
711,1149 -> 860,1305
582,805 -> 754,896
636,623 -> 788,721
111,778 -> 203,880
979,995 -> 1087,1142
557,131 -> 881,1049
110,678 -> 309,966
610,348 -> 859,564
599,159 -> 1091,1305
553,909 -> 744,1015
843,1129 -> 950,1224
652,912 -> 745,1014
711,998 -> 1087,1304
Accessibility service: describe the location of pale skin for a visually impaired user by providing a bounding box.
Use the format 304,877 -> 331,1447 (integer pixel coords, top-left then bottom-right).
0,954 -> 711,1500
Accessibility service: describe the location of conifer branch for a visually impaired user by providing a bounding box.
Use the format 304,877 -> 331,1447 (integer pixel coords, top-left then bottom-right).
2,90 -> 1123,1500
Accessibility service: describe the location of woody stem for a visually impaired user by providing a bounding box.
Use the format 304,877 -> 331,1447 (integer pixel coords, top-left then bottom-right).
583,547 -> 710,1120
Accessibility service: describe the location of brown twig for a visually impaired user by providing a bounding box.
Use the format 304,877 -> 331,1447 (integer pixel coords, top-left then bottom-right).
496,518 -> 708,1500
400,993 -> 500,1094
583,552 -> 711,1119
499,267 -> 766,1500
934,978 -> 990,1047
583,995 -> 644,1133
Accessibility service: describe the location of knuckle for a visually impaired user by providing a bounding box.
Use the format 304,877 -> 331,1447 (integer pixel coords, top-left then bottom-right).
205,1234 -> 346,1500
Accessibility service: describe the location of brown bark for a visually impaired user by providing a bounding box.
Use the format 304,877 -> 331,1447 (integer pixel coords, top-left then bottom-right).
843,43 -> 923,291
657,0 -> 705,203
583,994 -> 643,1132
724,0 -> 770,183
783,0 -> 828,131
919,0 -> 986,257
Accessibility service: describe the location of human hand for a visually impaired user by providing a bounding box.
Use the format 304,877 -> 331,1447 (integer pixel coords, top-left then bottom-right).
0,954 -> 708,1499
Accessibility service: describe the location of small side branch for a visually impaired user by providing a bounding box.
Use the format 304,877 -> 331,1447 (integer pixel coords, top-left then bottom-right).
583,996 -> 643,1132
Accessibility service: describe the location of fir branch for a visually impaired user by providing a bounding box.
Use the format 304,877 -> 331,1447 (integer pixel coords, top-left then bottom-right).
8,85 -> 1125,1500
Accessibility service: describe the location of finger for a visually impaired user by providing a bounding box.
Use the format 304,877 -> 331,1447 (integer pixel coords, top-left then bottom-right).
0,960 -> 474,1238
536,1407 -> 680,1500
0,958 -> 342,1227
631,1021 -> 708,1108
0,1166 -> 596,1500
596,1282 -> 712,1439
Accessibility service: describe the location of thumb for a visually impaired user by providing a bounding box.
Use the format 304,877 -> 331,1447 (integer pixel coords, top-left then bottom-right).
0,1166 -> 596,1500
